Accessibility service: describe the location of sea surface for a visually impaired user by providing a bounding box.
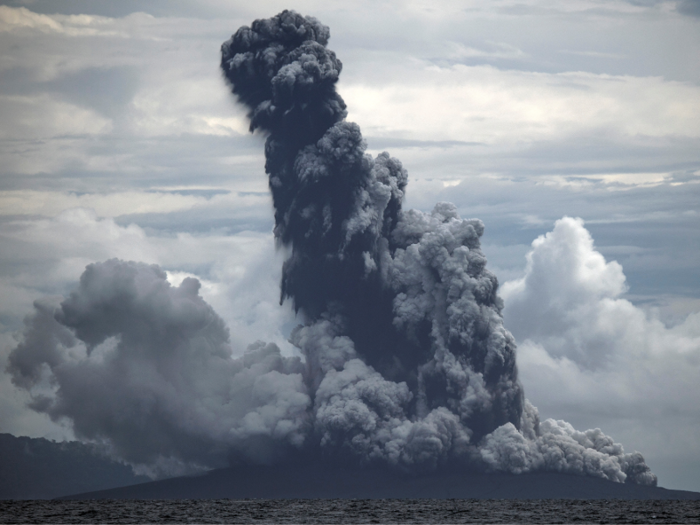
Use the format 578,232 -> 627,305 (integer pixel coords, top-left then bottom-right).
1,499 -> 699,524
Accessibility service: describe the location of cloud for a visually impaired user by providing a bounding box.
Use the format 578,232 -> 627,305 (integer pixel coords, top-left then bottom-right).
0,190 -> 224,218
0,206 -> 292,344
441,40 -> 527,61
0,6 -> 64,34
0,5 -> 260,195
343,66 -> 700,145
501,217 -> 629,368
0,94 -> 112,140
502,216 -> 700,371
677,0 -> 700,17
501,217 -> 700,485
0,6 -> 142,37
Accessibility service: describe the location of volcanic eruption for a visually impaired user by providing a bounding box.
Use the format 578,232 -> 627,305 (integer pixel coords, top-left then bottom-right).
7,10 -> 656,486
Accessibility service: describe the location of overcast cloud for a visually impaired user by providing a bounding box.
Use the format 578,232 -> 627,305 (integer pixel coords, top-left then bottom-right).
0,0 -> 698,490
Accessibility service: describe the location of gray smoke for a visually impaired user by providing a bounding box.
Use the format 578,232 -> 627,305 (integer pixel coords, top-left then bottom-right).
7,260 -> 311,476
5,10 -> 656,486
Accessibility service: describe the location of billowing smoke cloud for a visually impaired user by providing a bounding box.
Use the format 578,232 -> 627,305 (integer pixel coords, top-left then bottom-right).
7,260 -> 310,476
221,8 -> 522,449
5,11 -> 656,485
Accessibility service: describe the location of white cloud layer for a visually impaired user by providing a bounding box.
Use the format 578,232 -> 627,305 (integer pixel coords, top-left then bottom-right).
344,67 -> 700,144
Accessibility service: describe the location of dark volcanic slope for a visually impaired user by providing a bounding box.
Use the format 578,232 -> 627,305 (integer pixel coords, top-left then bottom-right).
61,464 -> 700,500
0,434 -> 148,500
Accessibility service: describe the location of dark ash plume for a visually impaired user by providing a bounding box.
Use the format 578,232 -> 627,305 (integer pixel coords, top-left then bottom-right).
221,8 -> 520,448
5,10 -> 656,486
219,10 -> 656,484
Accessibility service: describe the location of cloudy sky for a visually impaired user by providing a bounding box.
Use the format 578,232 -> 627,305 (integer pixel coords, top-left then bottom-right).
0,0 -> 699,491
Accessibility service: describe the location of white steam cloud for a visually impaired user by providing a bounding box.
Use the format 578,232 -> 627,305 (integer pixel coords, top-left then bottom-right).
502,217 -> 700,470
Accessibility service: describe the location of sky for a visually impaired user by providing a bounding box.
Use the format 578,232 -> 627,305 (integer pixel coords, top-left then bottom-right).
0,0 -> 699,491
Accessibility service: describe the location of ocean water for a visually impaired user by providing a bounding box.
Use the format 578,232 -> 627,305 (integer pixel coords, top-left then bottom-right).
1,499 -> 699,524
